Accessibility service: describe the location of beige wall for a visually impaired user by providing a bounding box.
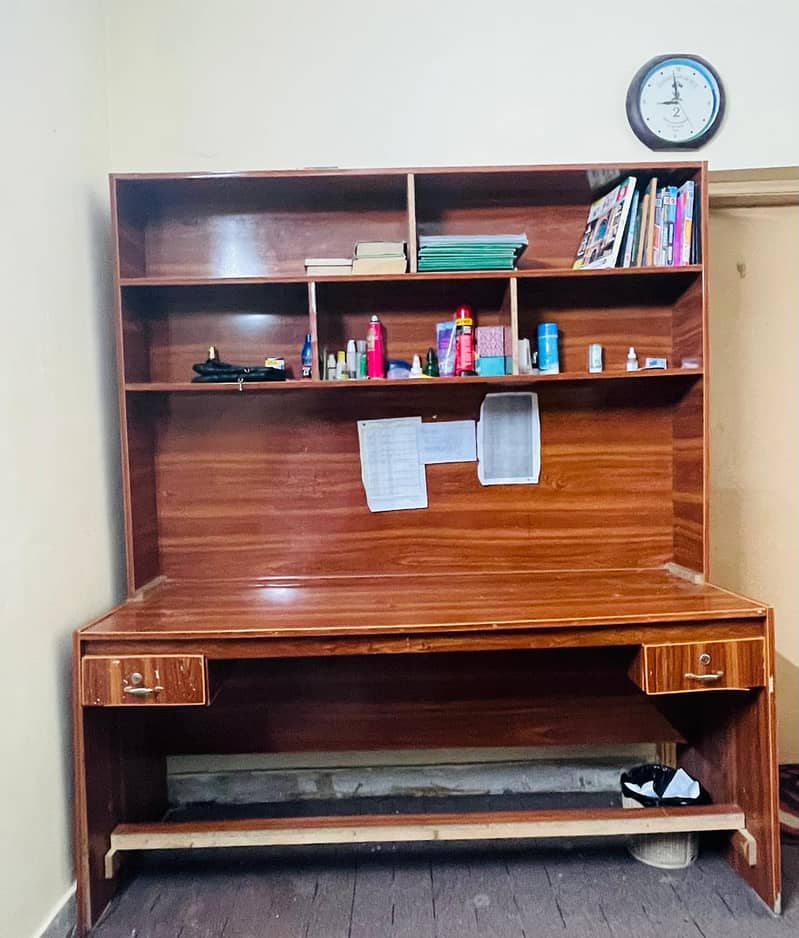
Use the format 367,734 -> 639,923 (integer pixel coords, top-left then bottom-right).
103,0 -> 799,172
709,205 -> 799,761
1,5 -> 797,934
0,4 -> 123,937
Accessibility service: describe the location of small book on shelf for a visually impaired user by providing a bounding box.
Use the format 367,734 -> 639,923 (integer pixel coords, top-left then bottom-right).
351,256 -> 408,274
573,176 -> 637,269
304,257 -> 353,276
354,241 -> 406,258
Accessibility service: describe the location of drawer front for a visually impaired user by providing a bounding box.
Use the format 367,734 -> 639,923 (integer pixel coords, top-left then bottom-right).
82,655 -> 206,706
637,639 -> 766,694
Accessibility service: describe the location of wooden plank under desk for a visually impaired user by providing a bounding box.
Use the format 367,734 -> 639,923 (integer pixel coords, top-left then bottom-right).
79,568 -> 767,642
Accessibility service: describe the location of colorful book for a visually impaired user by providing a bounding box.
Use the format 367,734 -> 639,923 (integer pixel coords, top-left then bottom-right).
642,178 -> 658,266
573,176 -> 638,270
652,189 -> 664,266
677,180 -> 696,266
634,189 -> 649,266
621,189 -> 640,268
662,186 -> 678,266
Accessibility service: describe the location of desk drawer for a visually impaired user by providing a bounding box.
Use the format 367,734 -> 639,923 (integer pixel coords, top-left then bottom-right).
82,655 -> 206,706
631,639 -> 766,695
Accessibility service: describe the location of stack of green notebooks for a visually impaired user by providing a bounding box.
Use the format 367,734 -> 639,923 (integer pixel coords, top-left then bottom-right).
418,234 -> 528,271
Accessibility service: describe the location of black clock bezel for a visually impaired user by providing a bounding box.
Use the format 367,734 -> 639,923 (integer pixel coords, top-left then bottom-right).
626,54 -> 726,151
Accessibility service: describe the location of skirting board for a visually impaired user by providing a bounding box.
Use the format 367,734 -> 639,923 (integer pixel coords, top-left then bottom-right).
168,746 -> 657,806
35,884 -> 75,938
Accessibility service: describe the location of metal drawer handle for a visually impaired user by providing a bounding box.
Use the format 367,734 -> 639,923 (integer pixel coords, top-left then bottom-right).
123,685 -> 164,696
684,671 -> 724,682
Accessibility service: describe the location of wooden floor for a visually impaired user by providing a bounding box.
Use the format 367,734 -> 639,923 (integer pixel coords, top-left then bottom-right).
90,840 -> 798,937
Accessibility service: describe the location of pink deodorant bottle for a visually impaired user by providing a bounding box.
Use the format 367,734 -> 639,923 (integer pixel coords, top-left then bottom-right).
366,315 -> 385,378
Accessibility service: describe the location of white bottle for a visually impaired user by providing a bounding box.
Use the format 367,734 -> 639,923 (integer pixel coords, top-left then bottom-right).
626,347 -> 639,372
410,353 -> 423,377
346,339 -> 357,379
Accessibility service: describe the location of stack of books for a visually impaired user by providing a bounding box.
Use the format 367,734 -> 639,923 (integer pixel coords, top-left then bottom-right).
304,257 -> 352,276
619,178 -> 697,268
418,234 -> 528,271
573,175 -> 698,270
352,241 -> 407,274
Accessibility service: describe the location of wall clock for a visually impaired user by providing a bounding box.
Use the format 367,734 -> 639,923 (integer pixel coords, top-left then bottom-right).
626,54 -> 725,150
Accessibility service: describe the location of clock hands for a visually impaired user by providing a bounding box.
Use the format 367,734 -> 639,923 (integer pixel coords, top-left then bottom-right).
658,71 -> 684,106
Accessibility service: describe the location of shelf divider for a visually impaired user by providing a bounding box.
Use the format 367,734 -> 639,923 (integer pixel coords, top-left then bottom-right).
407,173 -> 418,274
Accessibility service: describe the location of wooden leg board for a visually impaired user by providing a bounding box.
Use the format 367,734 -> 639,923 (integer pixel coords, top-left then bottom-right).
104,805 -> 745,877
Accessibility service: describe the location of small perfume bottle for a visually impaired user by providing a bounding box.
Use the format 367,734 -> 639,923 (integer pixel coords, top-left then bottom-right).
301,334 -> 313,379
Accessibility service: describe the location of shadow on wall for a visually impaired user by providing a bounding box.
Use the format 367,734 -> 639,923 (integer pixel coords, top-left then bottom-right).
58,189 -> 128,871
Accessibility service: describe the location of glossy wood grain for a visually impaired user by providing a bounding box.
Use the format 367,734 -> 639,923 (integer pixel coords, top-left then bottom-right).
75,162 -> 781,931
672,379 -> 705,571
79,570 -> 765,641
82,654 -> 207,706
658,610 -> 780,910
79,617 -> 768,660
124,370 -> 702,392
141,385 -> 691,578
118,264 -> 703,288
122,283 -> 310,382
629,638 -> 767,694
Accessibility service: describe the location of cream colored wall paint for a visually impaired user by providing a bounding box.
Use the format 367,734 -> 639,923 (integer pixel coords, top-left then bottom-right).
709,206 -> 799,761
0,4 -> 123,937
103,0 -> 799,172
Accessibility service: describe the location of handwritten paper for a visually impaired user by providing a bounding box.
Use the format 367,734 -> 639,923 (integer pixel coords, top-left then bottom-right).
357,417 -> 428,512
420,420 -> 477,465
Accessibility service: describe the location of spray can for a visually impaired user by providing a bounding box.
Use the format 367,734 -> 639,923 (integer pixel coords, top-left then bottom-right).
366,315 -> 385,378
454,305 -> 476,376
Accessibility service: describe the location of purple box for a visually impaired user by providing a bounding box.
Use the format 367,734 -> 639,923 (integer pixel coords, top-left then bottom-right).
476,326 -> 512,358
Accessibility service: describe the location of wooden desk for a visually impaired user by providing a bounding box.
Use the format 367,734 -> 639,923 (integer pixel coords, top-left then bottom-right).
73,568 -> 781,932
74,163 -> 781,934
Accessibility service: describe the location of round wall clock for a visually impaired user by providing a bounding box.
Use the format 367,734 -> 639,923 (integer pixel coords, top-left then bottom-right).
626,54 -> 725,150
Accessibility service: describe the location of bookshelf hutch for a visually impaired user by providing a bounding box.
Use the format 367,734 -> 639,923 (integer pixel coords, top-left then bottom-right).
73,162 -> 781,933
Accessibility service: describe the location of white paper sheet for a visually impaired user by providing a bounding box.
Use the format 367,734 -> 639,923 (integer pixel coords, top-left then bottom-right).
357,417 -> 428,512
420,420 -> 477,465
477,392 -> 540,485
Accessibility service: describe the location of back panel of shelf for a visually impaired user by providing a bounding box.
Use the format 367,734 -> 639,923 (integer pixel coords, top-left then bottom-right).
115,174 -> 410,280
414,166 -> 703,271
315,277 -> 511,369
121,380 -> 700,586
121,283 -> 311,382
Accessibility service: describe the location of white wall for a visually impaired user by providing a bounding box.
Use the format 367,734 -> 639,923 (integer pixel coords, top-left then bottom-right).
104,0 -> 799,172
709,205 -> 799,761
0,3 -> 123,937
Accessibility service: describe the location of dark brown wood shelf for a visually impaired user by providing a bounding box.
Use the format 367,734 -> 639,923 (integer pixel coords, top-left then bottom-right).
125,369 -> 703,393
119,265 -> 702,288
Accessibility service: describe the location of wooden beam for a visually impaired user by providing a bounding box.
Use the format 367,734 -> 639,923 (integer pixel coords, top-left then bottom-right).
104,804 -> 745,878
709,168 -> 799,208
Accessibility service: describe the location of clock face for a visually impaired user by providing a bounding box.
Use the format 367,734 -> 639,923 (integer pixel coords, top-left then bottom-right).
627,55 -> 725,150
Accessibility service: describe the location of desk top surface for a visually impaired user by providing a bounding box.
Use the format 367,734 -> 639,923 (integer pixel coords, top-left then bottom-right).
80,568 -> 766,642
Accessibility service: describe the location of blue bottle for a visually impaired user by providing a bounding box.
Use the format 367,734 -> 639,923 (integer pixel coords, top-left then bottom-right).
537,322 -> 560,374
301,333 -> 313,379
